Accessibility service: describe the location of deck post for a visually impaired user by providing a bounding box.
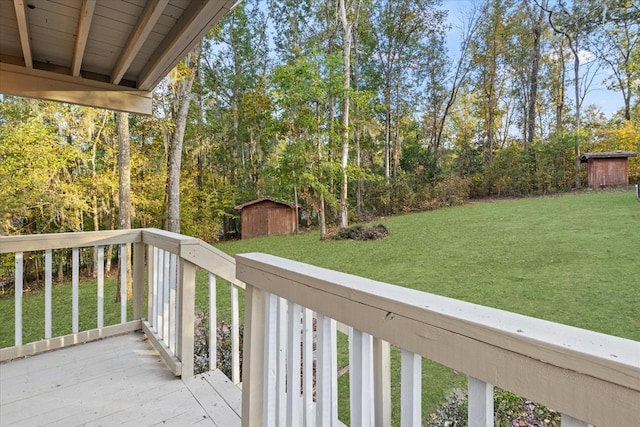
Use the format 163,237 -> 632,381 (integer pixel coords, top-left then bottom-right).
132,242 -> 145,320
242,284 -> 267,427
177,258 -> 196,378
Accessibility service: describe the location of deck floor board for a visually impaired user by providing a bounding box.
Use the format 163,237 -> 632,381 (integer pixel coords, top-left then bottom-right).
0,332 -> 241,426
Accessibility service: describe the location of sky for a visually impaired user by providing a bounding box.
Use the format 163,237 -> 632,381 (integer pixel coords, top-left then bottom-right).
440,0 -> 625,118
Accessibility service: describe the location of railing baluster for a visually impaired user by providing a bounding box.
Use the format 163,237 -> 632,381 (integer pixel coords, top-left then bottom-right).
401,349 -> 422,426
276,296 -> 287,425
373,338 -> 391,427
168,253 -> 177,354
152,247 -> 160,331
263,293 -> 278,426
14,252 -> 23,346
286,302 -> 302,427
44,249 -> 52,339
349,327 -> 373,426
162,250 -> 170,341
302,308 -> 314,426
208,273 -> 217,371
120,244 -> 127,323
97,246 -> 104,328
316,314 -> 338,427
231,283 -> 240,384
156,248 -> 164,336
132,242 -> 144,320
468,376 -> 494,427
72,247 -> 79,333
147,245 -> 156,323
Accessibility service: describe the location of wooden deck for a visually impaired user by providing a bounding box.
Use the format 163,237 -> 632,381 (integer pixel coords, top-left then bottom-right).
0,332 -> 241,427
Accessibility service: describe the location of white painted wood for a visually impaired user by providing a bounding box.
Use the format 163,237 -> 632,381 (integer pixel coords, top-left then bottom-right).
468,376 -> 494,427
236,253 -> 640,426
44,249 -> 52,339
349,328 -> 373,427
162,249 -> 171,341
14,252 -> 23,346
241,285 -> 267,427
147,245 -> 156,322
287,302 -> 302,427
302,308 -> 314,426
177,259 -> 196,378
132,241 -> 145,320
168,252 -> 178,354
13,0 -> 32,68
156,248 -> 164,336
231,283 -> 241,384
151,246 -> 159,330
141,320 -> 182,376
1,333 -> 241,427
316,314 -> 338,427
276,296 -> 288,426
400,349 -> 422,427
71,0 -> 96,76
209,273 -> 217,371
1,320 -> 141,362
0,229 -> 142,254
561,414 -> 590,427
263,292 -> 278,426
373,338 -> 391,427
137,0 -> 236,90
111,0 -> 169,84
0,63 -> 152,115
120,244 -> 127,323
72,247 -> 79,333
97,245 -> 104,328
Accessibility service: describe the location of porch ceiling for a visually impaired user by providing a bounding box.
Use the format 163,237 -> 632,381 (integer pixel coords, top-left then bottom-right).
0,0 -> 236,114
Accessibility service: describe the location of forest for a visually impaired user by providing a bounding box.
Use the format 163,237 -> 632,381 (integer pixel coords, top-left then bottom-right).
1,0 -> 639,242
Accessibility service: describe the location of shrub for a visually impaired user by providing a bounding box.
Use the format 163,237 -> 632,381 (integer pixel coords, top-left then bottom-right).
427,387 -> 560,427
193,310 -> 243,378
331,224 -> 389,241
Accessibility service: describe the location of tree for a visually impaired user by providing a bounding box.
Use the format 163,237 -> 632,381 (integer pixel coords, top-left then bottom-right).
166,44 -> 201,233
117,112 -> 132,301
338,0 -> 361,228
590,1 -> 640,121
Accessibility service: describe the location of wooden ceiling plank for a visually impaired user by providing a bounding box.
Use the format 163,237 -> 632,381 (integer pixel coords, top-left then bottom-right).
71,0 -> 97,77
111,0 -> 169,85
137,0 -> 236,91
13,0 -> 32,68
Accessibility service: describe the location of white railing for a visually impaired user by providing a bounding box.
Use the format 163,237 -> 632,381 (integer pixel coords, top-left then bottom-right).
0,229 -> 244,384
237,253 -> 640,427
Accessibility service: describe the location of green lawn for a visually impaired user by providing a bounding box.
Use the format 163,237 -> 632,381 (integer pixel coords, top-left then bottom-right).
1,190 -> 638,424
213,189 -> 640,424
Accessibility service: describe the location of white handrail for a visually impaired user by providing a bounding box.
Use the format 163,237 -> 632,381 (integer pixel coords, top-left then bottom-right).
237,252 -> 640,427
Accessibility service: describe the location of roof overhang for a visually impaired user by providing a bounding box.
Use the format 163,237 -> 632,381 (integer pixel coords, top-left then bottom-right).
0,0 -> 237,115
580,151 -> 638,163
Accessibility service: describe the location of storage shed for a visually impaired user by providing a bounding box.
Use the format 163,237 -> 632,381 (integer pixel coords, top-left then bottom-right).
580,151 -> 637,189
235,197 -> 298,239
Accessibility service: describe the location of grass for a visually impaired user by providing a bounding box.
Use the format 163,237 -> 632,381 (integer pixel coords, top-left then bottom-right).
213,189 -> 640,424
1,190 -> 638,424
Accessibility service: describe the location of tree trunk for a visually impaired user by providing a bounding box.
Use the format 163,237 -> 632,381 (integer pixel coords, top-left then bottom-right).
339,0 -> 353,229
117,111 -> 132,302
316,102 -> 327,239
167,44 -> 201,233
526,4 -> 545,149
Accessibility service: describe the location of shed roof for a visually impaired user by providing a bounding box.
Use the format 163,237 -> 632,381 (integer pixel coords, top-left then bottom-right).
580,151 -> 638,163
235,197 -> 297,210
0,0 -> 237,114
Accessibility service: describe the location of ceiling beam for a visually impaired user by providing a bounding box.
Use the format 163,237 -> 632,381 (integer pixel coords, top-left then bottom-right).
13,0 -> 32,68
71,0 -> 97,77
0,62 -> 152,115
137,0 -> 236,91
111,0 -> 169,85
